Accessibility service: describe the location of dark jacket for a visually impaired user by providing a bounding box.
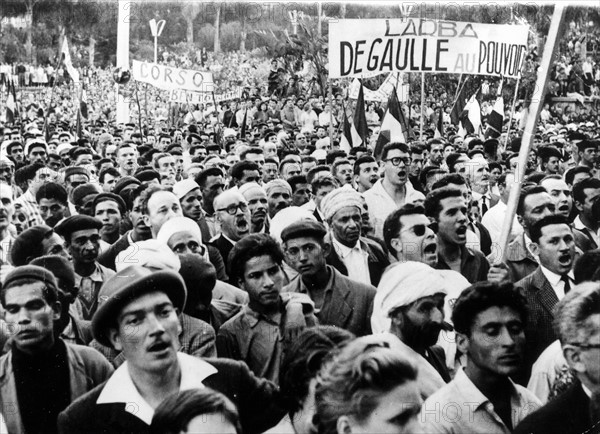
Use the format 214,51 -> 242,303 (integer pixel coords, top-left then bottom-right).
209,234 -> 235,279
325,234 -> 390,287
513,383 -> 600,434
0,342 -> 113,434
436,245 -> 490,284
282,265 -> 376,337
57,357 -> 285,434
97,231 -> 132,271
515,267 -> 559,384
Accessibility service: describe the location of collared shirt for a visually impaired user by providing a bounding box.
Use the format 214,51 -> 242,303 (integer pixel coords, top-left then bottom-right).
96,352 -> 217,425
539,265 -> 574,300
204,212 -> 221,238
523,233 -> 537,260
418,368 -> 541,433
481,201 -> 523,246
217,305 -> 283,383
74,262 -> 116,320
364,179 -> 425,239
330,236 -> 370,285
0,233 -> 14,264
573,215 -> 600,247
14,190 -> 45,228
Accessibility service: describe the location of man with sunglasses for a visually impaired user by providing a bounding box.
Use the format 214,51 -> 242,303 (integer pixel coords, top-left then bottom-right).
364,142 -> 425,240
210,190 -> 251,279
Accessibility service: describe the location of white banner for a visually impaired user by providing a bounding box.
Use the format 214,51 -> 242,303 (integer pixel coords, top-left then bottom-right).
348,73 -> 410,102
132,60 -> 214,92
329,18 -> 529,79
169,87 -> 243,104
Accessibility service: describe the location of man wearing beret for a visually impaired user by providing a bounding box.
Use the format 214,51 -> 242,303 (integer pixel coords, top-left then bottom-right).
92,193 -> 126,245
55,215 -> 115,320
58,265 -> 286,433
0,265 -> 113,433
281,220 -> 376,336
320,187 -> 389,286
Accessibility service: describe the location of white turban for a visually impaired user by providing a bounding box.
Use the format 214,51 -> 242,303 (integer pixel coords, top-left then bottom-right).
371,262 -> 448,334
269,206 -> 316,243
264,179 -> 292,197
238,182 -> 265,198
115,239 -> 181,272
320,186 -> 363,221
156,216 -> 203,246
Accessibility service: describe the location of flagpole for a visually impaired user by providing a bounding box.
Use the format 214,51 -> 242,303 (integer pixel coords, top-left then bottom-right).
455,74 -> 463,100
450,75 -> 469,115
503,75 -> 521,153
496,4 -> 565,265
328,80 -> 333,147
420,72 -> 425,140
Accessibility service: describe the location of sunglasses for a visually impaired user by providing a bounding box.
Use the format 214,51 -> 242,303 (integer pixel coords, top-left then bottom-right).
400,222 -> 437,236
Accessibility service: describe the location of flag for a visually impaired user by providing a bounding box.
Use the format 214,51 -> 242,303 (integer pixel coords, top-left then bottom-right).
450,78 -> 469,126
340,109 -> 353,154
80,86 -> 88,119
458,90 -> 482,137
240,109 -> 248,139
484,85 -> 504,139
5,79 -> 17,124
350,81 -> 368,147
61,37 -> 80,84
434,109 -> 444,139
75,109 -> 82,139
373,86 -> 413,160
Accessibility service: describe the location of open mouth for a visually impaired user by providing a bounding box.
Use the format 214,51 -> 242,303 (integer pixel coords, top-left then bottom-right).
148,341 -> 170,353
558,253 -> 572,266
557,204 -> 569,213
423,242 -> 437,255
397,171 -> 407,178
456,226 -> 467,236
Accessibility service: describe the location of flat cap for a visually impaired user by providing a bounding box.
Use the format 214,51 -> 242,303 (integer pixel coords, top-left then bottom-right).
93,192 -> 126,214
64,166 -> 90,180
72,183 -> 101,207
30,255 -> 76,293
113,176 -> 141,196
11,225 -> 54,266
3,264 -> 58,291
280,219 -> 327,243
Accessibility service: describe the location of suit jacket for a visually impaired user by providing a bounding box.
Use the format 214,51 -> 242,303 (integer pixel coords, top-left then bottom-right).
325,234 -> 390,287
282,266 -> 376,337
505,233 -> 539,282
209,234 -> 235,278
515,267 -> 559,384
573,227 -> 598,252
0,342 -> 113,434
57,357 -> 285,434
97,231 -> 132,271
514,383 -> 600,434
475,221 -> 492,256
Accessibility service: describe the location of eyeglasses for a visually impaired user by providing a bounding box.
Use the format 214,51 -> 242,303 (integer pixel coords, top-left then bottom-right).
385,157 -> 412,166
216,202 -> 248,215
400,222 -> 437,236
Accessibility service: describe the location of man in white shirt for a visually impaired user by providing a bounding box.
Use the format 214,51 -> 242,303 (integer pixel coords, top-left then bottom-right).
482,171 -> 523,246
364,142 -> 425,239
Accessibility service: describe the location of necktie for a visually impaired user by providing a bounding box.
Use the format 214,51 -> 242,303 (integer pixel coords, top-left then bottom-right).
561,275 -> 571,294
480,196 -> 488,215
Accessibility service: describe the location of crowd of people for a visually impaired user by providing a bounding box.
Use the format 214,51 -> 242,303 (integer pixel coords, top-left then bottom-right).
0,33 -> 599,434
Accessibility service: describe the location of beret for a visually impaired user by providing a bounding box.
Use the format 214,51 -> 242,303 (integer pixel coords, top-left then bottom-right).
72,183 -> 101,206
3,264 -> 58,292
55,215 -> 102,240
135,169 -> 160,183
113,176 -> 141,196
280,218 -> 327,243
320,186 -> 363,221
576,139 -> 599,151
93,192 -> 126,214
371,262 -> 448,334
264,179 -> 292,197
64,166 -> 90,180
172,179 -> 200,200
30,255 -> 76,292
11,225 -> 53,266
537,145 -> 563,160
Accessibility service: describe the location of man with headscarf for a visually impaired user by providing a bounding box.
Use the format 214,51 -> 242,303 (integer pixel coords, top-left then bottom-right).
265,179 -> 292,219
372,261 -> 452,398
320,187 -> 389,286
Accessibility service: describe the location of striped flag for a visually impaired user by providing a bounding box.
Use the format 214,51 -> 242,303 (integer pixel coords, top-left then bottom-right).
340,108 -> 353,154
61,37 -> 80,84
374,86 -> 413,160
484,84 -> 504,139
240,109 -> 248,139
350,81 -> 368,147
450,78 -> 469,126
458,90 -> 482,137
5,79 -> 17,124
434,108 -> 444,139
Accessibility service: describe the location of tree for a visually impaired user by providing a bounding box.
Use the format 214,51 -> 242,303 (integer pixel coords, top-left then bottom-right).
181,2 -> 201,43
22,0 -> 45,61
214,2 -> 221,52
